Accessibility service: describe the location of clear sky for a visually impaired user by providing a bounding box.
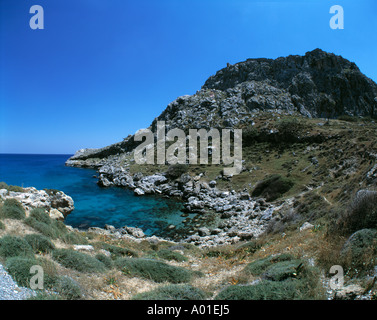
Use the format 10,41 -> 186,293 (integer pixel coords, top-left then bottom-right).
1,0 -> 376,154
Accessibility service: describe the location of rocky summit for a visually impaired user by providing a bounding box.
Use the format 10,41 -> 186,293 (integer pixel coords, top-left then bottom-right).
66,49 -> 377,165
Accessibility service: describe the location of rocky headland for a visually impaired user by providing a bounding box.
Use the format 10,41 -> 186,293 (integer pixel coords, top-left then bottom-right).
65,49 -> 377,246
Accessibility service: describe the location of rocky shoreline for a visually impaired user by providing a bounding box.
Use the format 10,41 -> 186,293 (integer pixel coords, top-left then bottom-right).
0,187 -> 74,220
65,157 -> 291,247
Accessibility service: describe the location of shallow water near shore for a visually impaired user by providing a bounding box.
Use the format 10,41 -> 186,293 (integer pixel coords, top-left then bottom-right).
0,154 -> 186,237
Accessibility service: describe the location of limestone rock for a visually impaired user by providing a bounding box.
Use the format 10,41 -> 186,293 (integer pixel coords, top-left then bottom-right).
49,208 -> 64,221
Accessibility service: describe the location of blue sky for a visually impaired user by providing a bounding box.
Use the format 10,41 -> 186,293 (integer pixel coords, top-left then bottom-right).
1,0 -> 376,154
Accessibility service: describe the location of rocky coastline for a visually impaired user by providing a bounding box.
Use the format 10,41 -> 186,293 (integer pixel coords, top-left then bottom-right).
64,157 -> 291,247
0,186 -> 74,220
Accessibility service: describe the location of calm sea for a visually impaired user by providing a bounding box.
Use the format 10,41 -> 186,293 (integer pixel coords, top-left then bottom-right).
0,154 -> 185,236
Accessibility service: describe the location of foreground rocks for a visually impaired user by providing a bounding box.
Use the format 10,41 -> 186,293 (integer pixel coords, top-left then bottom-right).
0,187 -> 74,220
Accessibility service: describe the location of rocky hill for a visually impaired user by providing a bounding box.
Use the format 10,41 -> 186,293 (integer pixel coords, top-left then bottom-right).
66,49 -> 377,165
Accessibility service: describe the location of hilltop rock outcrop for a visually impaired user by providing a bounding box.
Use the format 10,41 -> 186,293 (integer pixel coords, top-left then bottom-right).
66,49 -> 377,165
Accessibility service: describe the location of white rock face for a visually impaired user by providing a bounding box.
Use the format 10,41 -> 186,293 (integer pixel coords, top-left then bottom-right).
73,245 -> 94,252
133,188 -> 145,196
0,187 -> 74,219
299,222 -> 314,232
49,208 -> 65,221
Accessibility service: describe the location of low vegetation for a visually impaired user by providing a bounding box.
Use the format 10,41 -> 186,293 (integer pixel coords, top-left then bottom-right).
132,284 -> 207,300
0,199 -> 26,220
114,257 -> 195,283
51,249 -> 107,273
251,174 -> 294,201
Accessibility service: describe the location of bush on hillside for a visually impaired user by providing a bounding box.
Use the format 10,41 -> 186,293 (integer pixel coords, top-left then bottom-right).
242,127 -> 260,146
243,254 -> 297,276
95,253 -> 114,269
0,235 -> 34,258
251,174 -> 294,201
25,215 -> 68,239
5,256 -> 39,287
29,208 -> 51,224
0,199 -> 26,220
62,232 -> 88,245
165,164 -> 188,180
24,234 -> 55,254
276,118 -> 307,142
235,241 -> 262,255
215,280 -> 302,300
0,182 -> 24,192
115,258 -> 194,283
52,249 -> 107,273
54,276 -> 83,300
98,242 -> 138,259
335,190 -> 377,235
237,253 -> 321,300
157,249 -> 188,262
337,115 -> 358,122
340,228 -> 377,277
132,284 -> 206,300
6,256 -> 58,289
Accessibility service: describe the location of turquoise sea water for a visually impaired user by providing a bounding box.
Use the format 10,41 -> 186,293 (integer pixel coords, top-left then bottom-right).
0,154 -> 185,236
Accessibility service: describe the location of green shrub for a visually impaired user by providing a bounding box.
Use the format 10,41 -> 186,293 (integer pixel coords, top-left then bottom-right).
338,115 -> 358,122
95,253 -> 114,269
132,284 -> 206,300
340,229 -> 377,276
0,220 -> 5,230
0,182 -> 8,190
215,280 -> 303,300
251,174 -> 294,201
262,259 -> 304,281
243,254 -> 296,276
238,254 -> 322,299
24,217 -> 67,239
115,258 -> 194,283
235,241 -> 261,255
0,235 -> 34,258
336,190 -> 377,235
98,242 -> 138,258
6,256 -> 58,290
24,234 -> 55,253
54,276 -> 83,300
276,118 -> 306,142
0,199 -> 26,220
27,292 -> 61,300
5,256 -> 39,287
53,219 -> 68,234
51,249 -> 106,273
0,182 -> 24,192
36,257 -> 59,288
165,164 -> 188,180
243,127 -> 260,146
203,246 -> 239,259
7,255 -> 58,285
29,208 -> 51,225
62,232 -> 88,245
157,249 -> 188,262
